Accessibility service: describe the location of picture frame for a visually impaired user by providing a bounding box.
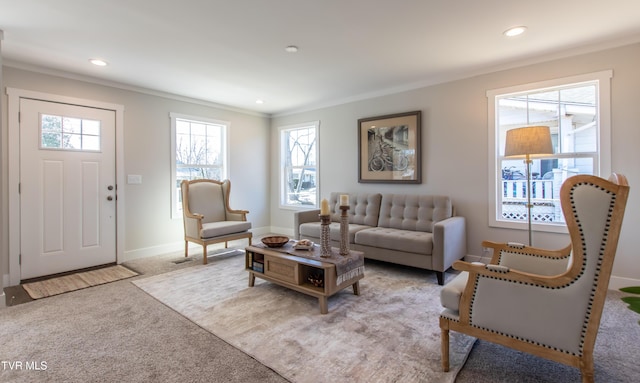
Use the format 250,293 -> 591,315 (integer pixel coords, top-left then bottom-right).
358,110 -> 422,183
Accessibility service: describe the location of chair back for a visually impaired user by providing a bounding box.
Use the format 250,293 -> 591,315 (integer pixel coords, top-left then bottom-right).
560,173 -> 629,349
181,179 -> 228,223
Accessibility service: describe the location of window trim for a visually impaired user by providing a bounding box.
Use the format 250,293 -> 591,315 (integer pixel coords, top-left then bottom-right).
486,70 -> 612,233
170,112 -> 229,219
278,120 -> 320,210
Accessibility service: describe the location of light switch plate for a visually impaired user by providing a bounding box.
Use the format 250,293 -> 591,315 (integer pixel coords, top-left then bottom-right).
127,174 -> 142,184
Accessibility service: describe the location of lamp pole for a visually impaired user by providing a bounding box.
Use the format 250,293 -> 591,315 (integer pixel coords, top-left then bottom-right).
525,154 -> 533,246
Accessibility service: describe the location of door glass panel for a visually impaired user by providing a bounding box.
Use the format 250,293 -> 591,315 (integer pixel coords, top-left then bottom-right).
40,114 -> 101,152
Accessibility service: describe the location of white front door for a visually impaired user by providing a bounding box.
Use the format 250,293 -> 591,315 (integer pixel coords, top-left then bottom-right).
19,98 -> 117,280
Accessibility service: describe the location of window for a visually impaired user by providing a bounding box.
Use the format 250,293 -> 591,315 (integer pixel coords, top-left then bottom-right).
280,121 -> 319,209
170,113 -> 228,218
488,71 -> 612,232
40,114 -> 101,151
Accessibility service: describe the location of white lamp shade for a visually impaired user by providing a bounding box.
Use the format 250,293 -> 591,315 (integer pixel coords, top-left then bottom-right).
504,126 -> 554,157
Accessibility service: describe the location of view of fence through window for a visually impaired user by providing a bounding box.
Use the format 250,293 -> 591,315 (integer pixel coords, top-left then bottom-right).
497,82 -> 599,225
281,124 -> 317,207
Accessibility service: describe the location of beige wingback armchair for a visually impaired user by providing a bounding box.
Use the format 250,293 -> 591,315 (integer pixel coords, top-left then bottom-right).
440,173 -> 629,383
181,179 -> 252,264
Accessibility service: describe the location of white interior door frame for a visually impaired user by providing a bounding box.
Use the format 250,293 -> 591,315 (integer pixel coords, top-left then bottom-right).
7,88 -> 125,286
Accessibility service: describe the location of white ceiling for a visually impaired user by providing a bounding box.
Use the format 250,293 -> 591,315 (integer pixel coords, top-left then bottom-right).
2,0 -> 640,116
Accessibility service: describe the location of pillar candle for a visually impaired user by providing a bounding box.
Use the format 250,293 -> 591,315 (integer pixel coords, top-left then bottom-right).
340,194 -> 349,206
320,198 -> 330,215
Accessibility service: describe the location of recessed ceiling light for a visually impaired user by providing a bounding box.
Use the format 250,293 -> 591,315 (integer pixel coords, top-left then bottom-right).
256,99 -> 264,104
285,45 -> 299,53
503,26 -> 527,37
89,58 -> 108,66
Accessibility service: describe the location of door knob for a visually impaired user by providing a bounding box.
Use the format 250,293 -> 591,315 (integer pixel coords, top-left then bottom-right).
107,196 -> 113,201
107,185 -> 114,190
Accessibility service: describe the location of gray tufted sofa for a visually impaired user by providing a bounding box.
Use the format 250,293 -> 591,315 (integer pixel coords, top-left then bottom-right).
294,192 -> 466,285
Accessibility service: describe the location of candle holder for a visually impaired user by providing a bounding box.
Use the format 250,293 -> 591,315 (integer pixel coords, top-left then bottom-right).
339,206 -> 350,255
319,214 -> 332,257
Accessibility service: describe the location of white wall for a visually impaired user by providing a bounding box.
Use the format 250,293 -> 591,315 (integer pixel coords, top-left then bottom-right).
270,42 -> 640,288
2,43 -> 638,289
0,66 -> 271,280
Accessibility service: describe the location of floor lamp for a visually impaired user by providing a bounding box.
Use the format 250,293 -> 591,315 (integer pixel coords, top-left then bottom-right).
504,126 -> 553,246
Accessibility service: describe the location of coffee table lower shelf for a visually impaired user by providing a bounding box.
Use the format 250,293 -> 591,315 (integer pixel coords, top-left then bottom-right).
246,246 -> 363,314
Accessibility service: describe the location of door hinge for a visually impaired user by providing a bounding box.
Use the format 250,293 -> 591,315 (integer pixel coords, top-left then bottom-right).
19,253 -> 22,265
18,183 -> 21,194
18,111 -> 21,123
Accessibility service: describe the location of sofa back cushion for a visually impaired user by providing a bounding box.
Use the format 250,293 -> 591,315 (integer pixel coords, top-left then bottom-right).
329,192 -> 382,227
378,194 -> 452,232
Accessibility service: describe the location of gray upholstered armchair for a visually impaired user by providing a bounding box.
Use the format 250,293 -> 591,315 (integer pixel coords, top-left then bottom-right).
440,173 -> 629,383
181,179 -> 252,264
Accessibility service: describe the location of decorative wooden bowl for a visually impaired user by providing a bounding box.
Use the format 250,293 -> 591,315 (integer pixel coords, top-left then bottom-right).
261,236 -> 290,248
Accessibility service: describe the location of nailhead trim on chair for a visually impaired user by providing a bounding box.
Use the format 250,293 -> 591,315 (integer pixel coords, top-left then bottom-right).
462,181 -> 617,357
496,249 -> 572,263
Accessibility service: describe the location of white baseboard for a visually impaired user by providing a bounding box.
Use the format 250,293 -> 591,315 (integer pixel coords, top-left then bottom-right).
2,273 -> 9,288
609,275 -> 640,291
270,226 -> 294,238
122,226 -> 272,263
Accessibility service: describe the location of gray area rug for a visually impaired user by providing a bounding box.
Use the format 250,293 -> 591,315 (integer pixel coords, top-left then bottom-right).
133,252 -> 476,383
3,246 -> 639,382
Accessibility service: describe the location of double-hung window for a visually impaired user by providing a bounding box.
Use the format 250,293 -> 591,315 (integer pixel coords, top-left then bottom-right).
170,113 -> 228,218
279,121 -> 319,209
487,71 -> 612,232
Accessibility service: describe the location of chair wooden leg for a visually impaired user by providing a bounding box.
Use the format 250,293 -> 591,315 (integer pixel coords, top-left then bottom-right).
184,241 -> 189,257
441,327 -> 450,372
580,355 -> 595,383
224,241 -> 228,248
202,244 -> 208,265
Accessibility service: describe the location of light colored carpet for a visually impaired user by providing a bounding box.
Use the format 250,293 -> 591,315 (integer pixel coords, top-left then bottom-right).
23,265 -> 138,299
133,252 -> 476,383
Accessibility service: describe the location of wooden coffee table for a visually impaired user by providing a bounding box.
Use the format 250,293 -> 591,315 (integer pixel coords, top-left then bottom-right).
245,245 -> 364,314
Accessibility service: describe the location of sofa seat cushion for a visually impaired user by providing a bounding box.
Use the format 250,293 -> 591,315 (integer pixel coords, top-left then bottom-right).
200,221 -> 251,239
299,222 -> 372,242
354,227 -> 433,254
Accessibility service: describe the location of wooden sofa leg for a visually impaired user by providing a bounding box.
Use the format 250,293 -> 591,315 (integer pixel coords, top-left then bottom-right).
202,244 -> 208,265
436,271 -> 445,285
185,241 -> 189,257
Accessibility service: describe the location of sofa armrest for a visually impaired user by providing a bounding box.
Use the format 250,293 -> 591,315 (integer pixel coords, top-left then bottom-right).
293,209 -> 321,239
432,216 -> 466,273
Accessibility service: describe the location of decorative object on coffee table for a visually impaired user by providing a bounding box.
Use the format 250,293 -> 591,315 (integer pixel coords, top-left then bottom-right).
339,195 -> 350,255
319,198 -> 331,257
261,235 -> 289,248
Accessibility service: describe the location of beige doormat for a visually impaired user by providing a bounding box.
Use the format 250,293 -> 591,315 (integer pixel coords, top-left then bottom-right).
23,265 -> 139,299
133,254 -> 476,383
